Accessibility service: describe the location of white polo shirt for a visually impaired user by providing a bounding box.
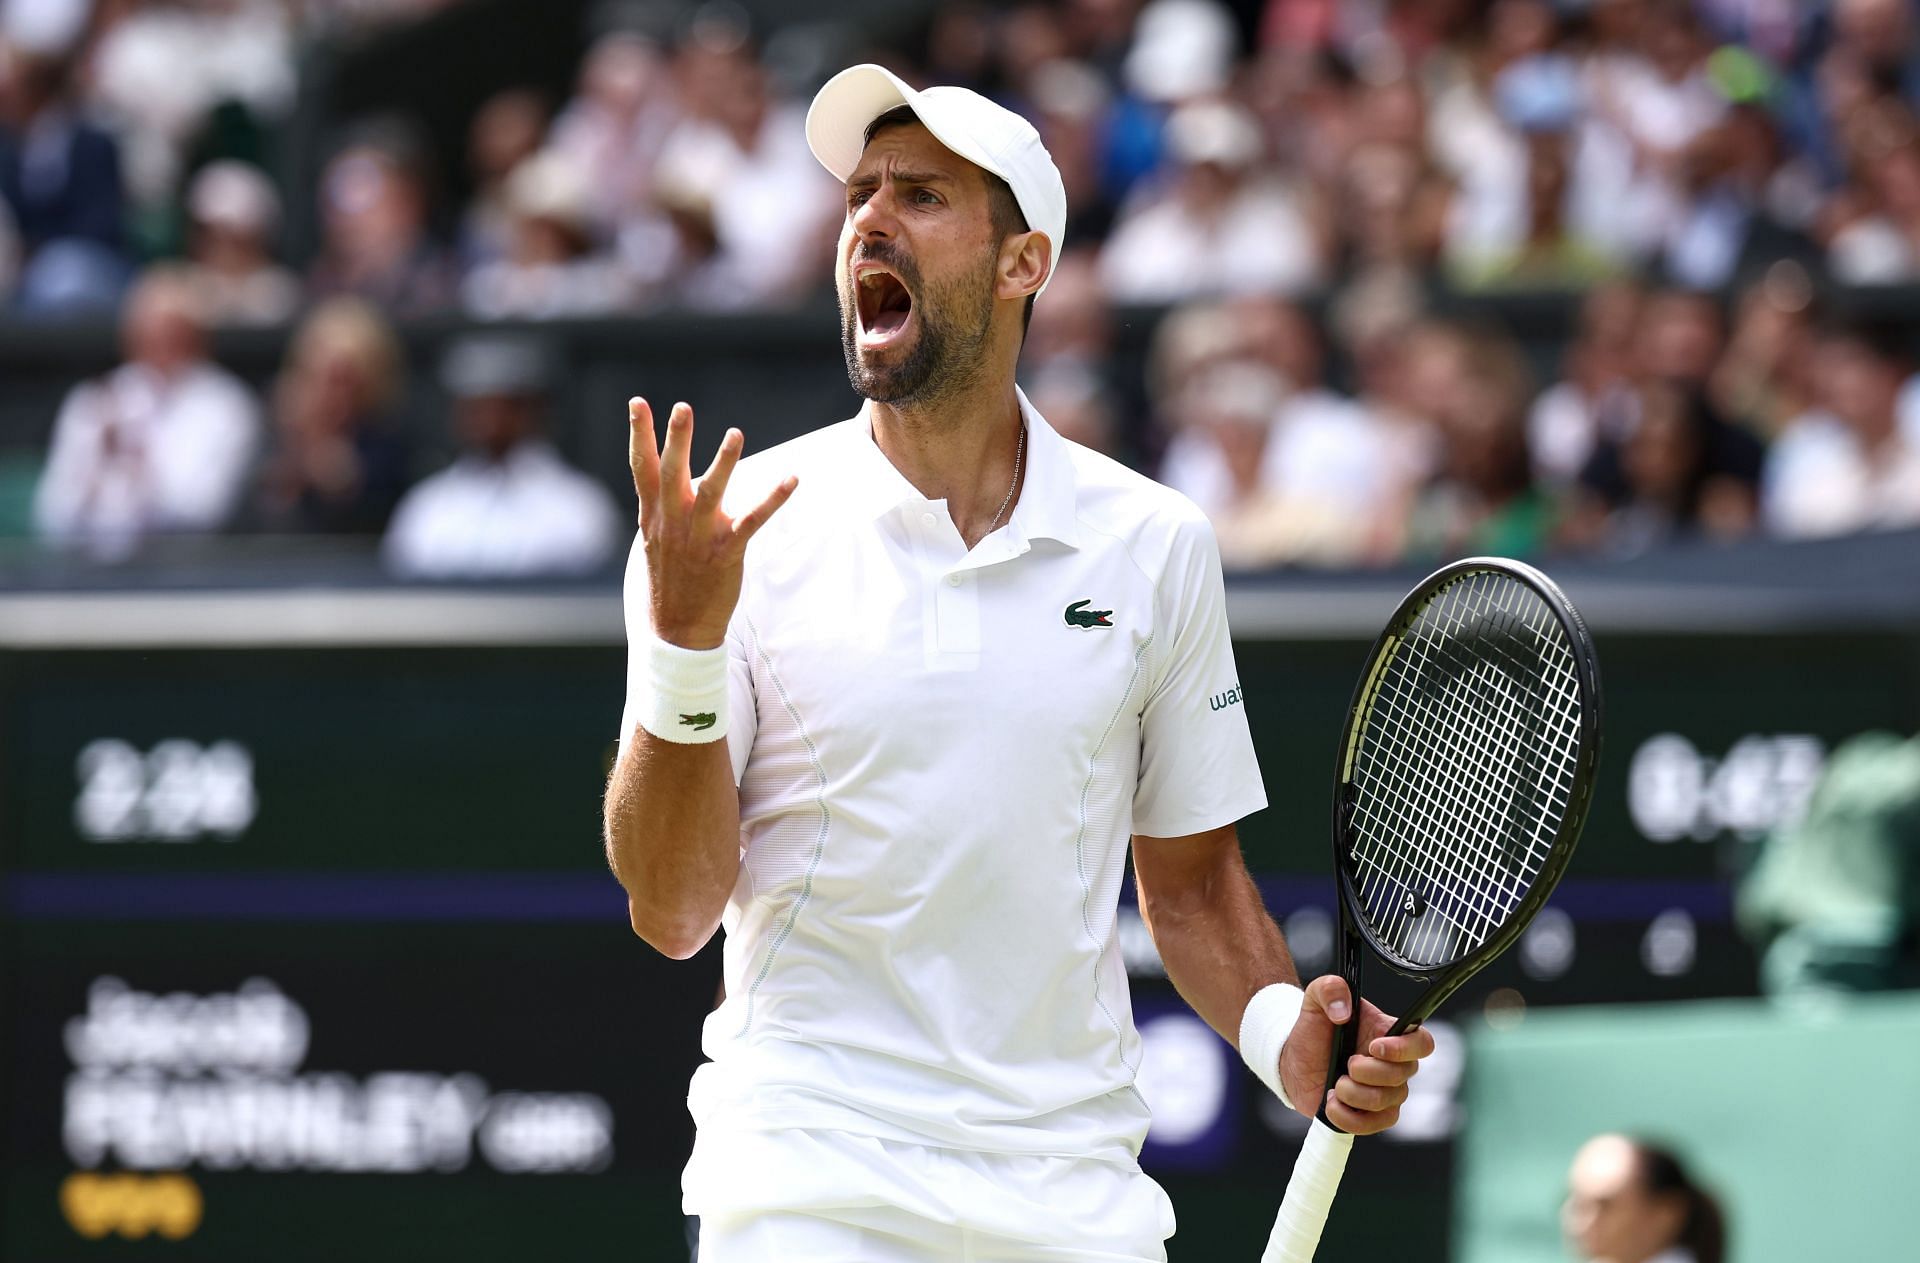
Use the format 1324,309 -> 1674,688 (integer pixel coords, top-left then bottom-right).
619,389 -> 1266,1172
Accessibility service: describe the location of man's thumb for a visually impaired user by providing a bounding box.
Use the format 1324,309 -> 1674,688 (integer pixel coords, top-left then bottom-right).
1304,974 -> 1353,1025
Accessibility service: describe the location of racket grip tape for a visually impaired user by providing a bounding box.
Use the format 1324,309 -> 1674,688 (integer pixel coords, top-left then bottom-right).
1260,1118 -> 1354,1263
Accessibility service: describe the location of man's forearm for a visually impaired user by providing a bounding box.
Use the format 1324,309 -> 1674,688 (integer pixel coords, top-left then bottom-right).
603,731 -> 741,959
1137,848 -> 1297,1048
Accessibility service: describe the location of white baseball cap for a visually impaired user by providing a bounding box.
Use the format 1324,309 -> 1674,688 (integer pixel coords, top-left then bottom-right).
805,63 -> 1067,295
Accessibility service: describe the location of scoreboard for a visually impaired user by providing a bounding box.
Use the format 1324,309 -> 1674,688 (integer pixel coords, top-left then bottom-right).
3,589 -> 1916,1260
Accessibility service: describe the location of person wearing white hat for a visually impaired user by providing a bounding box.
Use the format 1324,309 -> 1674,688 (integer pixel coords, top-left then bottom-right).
603,64 -> 1434,1261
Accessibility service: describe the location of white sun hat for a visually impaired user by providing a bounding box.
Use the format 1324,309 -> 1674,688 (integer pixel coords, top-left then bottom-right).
805,63 -> 1067,295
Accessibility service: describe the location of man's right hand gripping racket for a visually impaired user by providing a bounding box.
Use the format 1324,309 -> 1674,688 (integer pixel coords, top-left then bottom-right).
1261,557 -> 1603,1262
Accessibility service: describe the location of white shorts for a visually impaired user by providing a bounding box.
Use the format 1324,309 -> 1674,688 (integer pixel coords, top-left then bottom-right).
686,1128 -> 1174,1263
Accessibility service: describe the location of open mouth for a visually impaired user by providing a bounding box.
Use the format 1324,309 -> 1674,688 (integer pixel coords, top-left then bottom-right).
855,266 -> 914,348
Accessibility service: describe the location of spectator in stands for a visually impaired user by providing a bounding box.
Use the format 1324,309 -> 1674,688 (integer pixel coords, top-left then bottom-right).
1804,0 -> 1920,183
1429,0 -> 1560,275
1559,378 -> 1759,557
1763,324 -> 1920,538
1121,0 -> 1238,109
1168,359 -> 1294,570
1148,299 -> 1252,515
1020,247 -> 1136,454
1633,287 -> 1725,390
0,37 -> 127,312
1564,1134 -> 1726,1263
1021,247 -> 1112,375
309,120 -> 456,315
1025,359 -> 1118,457
1528,279 -> 1643,486
1233,295 -> 1410,556
179,160 -> 299,326
1575,0 -> 1726,267
1331,95 -> 1450,283
1709,264 -> 1818,441
83,0 -> 296,235
1451,51 -> 1616,288
1826,132 -> 1920,284
32,266 -> 261,558
248,298 -> 411,536
383,334 -> 619,578
631,22 -> 838,309
1099,98 -> 1326,302
1656,101 -> 1812,292
1026,58 -> 1120,244
461,150 -> 633,319
458,87 -> 551,269
546,29 -> 678,238
1328,268 -> 1438,495
1400,323 -> 1555,561
1568,288 -> 1764,536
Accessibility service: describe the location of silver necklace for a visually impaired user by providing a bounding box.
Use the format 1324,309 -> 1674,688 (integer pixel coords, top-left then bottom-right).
988,423 -> 1025,534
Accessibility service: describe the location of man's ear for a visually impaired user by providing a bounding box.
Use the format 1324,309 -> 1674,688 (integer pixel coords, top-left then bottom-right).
995,230 -> 1051,303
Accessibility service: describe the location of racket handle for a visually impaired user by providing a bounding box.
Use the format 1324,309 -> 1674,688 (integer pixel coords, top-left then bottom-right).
1261,1118 -> 1355,1263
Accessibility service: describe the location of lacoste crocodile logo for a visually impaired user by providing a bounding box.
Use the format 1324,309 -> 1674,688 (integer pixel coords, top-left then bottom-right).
1064,599 -> 1113,629
679,712 -> 717,731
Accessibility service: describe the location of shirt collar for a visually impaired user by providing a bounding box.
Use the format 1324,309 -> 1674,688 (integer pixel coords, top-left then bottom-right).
838,385 -> 1081,548
1009,385 -> 1082,548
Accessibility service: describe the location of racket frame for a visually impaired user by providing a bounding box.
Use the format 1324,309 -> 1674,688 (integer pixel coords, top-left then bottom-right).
1317,556 -> 1602,1123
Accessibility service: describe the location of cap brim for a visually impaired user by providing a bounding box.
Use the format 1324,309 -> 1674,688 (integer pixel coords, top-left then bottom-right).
805,64 -> 1008,189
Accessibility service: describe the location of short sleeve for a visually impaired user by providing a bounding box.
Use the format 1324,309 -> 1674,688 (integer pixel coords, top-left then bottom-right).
616,528 -> 757,784
1131,510 -> 1267,838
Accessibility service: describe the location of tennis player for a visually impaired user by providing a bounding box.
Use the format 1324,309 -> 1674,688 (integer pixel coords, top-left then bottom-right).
603,64 -> 1436,1262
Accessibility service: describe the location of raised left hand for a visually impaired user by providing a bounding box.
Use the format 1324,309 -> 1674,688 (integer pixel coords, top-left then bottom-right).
1277,975 -> 1436,1135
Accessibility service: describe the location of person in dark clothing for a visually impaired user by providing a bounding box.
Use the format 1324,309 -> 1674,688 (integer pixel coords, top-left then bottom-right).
247,298 -> 412,536
0,43 -> 128,312
1562,378 -> 1762,554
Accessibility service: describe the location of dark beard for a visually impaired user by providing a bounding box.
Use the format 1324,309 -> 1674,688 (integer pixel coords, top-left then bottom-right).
840,244 -> 996,407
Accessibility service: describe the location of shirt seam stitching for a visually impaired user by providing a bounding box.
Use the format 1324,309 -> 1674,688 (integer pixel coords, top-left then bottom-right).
1076,632 -> 1154,1078
737,610 -> 832,1038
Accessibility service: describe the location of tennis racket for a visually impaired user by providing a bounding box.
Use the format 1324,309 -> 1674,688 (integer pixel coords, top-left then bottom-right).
1261,556 -> 1602,1263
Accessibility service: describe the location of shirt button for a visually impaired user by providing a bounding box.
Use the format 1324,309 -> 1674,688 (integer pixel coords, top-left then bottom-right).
946,574 -> 962,587
921,512 -> 938,527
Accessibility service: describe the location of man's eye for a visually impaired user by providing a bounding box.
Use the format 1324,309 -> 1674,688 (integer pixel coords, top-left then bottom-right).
849,191 -> 871,208
915,189 -> 940,204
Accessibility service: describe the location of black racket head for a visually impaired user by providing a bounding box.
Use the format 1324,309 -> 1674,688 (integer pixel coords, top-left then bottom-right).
1330,556 -> 1602,991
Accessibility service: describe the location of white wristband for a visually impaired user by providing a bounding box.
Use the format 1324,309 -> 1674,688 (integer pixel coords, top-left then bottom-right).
636,637 -> 729,744
1239,982 -> 1305,1110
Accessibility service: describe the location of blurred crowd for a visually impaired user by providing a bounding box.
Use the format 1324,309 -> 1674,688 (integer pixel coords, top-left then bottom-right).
6,0 -> 1920,575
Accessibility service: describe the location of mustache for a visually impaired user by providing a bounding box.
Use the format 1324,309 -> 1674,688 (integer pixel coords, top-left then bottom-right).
849,242 -> 921,292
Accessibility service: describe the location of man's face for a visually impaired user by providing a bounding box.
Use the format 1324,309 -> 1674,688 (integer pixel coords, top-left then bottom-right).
456,394 -> 538,462
837,121 -> 1002,406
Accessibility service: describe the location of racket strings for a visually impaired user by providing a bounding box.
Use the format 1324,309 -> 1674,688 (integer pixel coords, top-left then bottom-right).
1346,570 -> 1584,967
1358,574 -> 1580,959
1362,576 -> 1575,958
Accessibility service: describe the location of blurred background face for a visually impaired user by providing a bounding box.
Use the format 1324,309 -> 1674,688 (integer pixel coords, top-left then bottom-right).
1835,0 -> 1914,66
323,148 -> 423,263
1819,337 -> 1900,433
1636,294 -> 1724,384
468,91 -> 547,189
1564,1136 -> 1686,1263
1623,382 -> 1703,502
120,276 -> 205,375
578,32 -> 660,120
281,302 -> 399,435
1486,0 -> 1556,71
456,394 -> 538,461
1399,327 -> 1472,422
